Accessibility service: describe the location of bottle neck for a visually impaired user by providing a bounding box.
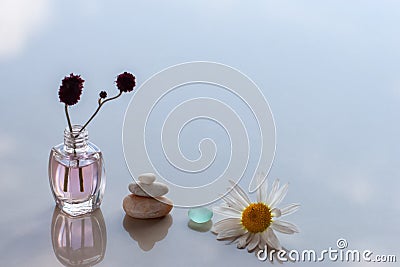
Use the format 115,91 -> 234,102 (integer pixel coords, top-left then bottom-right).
64,125 -> 88,153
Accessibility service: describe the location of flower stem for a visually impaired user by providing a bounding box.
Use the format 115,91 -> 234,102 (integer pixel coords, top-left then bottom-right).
78,91 -> 123,134
64,104 -> 84,192
63,104 -> 73,192
67,91 -> 123,191
65,104 -> 73,133
63,168 -> 69,192
79,167 -> 84,192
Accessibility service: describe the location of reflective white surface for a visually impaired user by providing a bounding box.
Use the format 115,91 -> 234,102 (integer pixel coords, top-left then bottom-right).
1,1 -> 399,266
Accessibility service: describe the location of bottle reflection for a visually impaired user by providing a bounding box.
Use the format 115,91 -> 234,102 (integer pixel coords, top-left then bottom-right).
51,207 -> 107,267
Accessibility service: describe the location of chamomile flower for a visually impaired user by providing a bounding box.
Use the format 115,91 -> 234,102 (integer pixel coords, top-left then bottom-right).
212,175 -> 300,252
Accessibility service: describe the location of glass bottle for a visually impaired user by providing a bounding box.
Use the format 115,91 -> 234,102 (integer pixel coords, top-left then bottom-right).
49,125 -> 105,216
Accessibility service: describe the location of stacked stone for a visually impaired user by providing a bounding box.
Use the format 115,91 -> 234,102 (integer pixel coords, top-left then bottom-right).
123,173 -> 173,219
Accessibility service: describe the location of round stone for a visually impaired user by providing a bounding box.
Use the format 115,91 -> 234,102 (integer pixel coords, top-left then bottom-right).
123,194 -> 173,219
138,173 -> 156,185
129,182 -> 169,197
188,207 -> 213,224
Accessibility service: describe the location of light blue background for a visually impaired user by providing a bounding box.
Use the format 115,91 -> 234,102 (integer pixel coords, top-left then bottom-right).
0,0 -> 399,266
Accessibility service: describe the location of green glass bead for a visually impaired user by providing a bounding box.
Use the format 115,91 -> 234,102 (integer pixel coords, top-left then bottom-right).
188,207 -> 213,223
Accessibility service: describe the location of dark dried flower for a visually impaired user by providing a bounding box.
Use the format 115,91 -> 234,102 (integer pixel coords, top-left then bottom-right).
58,71 -> 136,138
59,73 -> 84,105
116,72 -> 136,92
99,91 -> 107,99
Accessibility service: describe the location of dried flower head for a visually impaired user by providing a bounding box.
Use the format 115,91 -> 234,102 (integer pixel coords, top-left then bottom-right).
58,73 -> 84,106
59,71 -> 136,136
116,72 -> 136,92
99,91 -> 107,99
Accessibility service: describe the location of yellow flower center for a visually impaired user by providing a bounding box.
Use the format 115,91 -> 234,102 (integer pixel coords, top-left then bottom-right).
241,202 -> 272,233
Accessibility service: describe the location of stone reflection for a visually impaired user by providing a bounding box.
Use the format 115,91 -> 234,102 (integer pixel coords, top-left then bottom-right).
51,207 -> 107,267
123,214 -> 172,251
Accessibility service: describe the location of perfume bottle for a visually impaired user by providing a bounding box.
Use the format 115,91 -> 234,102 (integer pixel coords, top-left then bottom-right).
49,125 -> 105,216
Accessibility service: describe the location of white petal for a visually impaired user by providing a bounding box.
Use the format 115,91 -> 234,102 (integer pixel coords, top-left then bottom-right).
247,232 -> 260,252
222,195 -> 246,210
229,180 -> 251,205
256,173 -> 268,202
213,206 -> 241,218
265,228 -> 282,250
258,232 -> 267,250
217,227 -> 246,239
236,232 -> 251,249
225,188 -> 248,208
271,208 -> 281,218
212,218 -> 242,233
256,174 -> 262,202
266,179 -> 280,205
260,231 -> 269,249
272,220 -> 299,234
281,203 -> 300,217
269,183 -> 289,208
219,202 -> 229,208
261,174 -> 268,203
